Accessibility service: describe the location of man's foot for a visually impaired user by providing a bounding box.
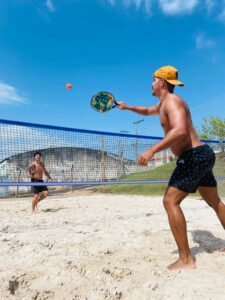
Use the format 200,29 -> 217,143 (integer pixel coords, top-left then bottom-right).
167,258 -> 196,271
32,206 -> 37,213
32,203 -> 38,213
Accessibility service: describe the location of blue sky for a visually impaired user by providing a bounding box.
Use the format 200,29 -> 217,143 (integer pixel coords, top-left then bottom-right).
0,0 -> 225,137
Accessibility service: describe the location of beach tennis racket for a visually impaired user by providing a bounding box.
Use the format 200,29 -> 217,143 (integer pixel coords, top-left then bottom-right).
91,91 -> 120,113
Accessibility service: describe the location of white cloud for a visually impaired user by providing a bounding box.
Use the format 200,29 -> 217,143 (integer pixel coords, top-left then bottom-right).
106,0 -> 199,16
159,0 -> 199,15
45,0 -> 55,12
107,0 -> 116,5
0,82 -> 30,105
106,0 -> 153,15
105,0 -> 225,17
218,5 -> 225,23
205,0 -> 216,13
144,0 -> 153,15
195,32 -> 216,49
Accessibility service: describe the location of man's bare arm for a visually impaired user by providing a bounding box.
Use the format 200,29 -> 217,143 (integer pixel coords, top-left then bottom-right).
28,164 -> 36,178
152,101 -> 188,153
117,101 -> 160,116
139,100 -> 188,165
42,164 -> 52,180
150,101 -> 187,153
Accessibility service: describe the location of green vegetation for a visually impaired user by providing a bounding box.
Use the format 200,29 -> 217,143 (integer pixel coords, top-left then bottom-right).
95,183 -> 167,195
93,153 -> 225,197
119,160 -> 176,181
198,115 -> 225,152
213,153 -> 225,178
96,114 -> 225,197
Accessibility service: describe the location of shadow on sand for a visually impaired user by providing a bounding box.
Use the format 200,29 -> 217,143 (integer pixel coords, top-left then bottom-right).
190,230 -> 225,254
171,230 -> 225,256
41,207 -> 67,213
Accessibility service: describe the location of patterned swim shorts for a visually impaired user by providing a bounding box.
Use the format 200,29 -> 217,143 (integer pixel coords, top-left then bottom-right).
168,144 -> 217,193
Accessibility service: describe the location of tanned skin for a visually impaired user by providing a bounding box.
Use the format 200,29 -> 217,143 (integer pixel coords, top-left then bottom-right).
29,153 -> 52,213
117,77 -> 225,270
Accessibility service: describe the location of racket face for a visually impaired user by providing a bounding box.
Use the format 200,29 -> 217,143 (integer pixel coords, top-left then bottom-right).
91,91 -> 117,113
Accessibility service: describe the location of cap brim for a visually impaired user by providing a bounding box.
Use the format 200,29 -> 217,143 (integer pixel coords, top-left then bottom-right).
166,79 -> 184,86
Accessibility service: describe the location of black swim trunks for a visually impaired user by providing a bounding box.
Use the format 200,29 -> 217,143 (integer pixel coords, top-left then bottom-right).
31,179 -> 48,194
168,144 -> 217,193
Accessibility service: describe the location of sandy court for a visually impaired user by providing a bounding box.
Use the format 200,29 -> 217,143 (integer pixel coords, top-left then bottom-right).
0,192 -> 224,300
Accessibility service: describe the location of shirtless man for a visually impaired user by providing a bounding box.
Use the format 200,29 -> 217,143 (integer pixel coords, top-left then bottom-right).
118,65 -> 225,270
28,151 -> 52,212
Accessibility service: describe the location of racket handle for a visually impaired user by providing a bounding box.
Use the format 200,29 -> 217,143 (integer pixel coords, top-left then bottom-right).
113,101 -> 120,108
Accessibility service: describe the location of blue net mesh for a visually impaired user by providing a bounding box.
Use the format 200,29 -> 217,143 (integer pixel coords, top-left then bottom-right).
0,119 -> 224,196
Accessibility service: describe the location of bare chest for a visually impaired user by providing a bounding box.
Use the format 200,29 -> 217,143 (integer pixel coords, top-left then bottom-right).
35,163 -> 44,173
159,110 -> 169,132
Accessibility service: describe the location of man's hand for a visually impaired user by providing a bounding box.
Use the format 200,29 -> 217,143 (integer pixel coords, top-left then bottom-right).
116,101 -> 128,110
28,164 -> 36,176
138,149 -> 155,166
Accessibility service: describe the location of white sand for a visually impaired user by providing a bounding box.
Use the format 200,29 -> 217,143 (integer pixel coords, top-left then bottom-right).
0,192 -> 224,300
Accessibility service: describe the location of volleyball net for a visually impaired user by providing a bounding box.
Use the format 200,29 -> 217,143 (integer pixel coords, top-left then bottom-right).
0,119 -> 224,193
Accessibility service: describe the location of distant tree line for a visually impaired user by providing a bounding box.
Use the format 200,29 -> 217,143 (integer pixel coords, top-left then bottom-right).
198,116 -> 225,152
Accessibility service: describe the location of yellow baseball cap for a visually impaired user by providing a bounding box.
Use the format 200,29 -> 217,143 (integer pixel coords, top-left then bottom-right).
153,66 -> 184,86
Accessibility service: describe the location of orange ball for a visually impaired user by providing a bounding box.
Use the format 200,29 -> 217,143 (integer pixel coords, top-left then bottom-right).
66,83 -> 72,89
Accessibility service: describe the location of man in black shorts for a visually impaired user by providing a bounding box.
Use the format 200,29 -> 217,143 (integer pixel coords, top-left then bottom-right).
28,151 -> 52,212
118,65 -> 225,270
169,144 -> 217,193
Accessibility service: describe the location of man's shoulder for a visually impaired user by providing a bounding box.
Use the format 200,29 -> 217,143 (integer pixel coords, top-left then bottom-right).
162,94 -> 187,114
166,94 -> 186,106
168,93 -> 182,101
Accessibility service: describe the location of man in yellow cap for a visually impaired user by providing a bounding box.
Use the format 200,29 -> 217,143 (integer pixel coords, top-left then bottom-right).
117,65 -> 225,270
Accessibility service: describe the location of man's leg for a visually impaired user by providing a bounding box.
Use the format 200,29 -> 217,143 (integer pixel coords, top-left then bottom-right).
163,186 -> 196,270
198,186 -> 225,229
32,194 -> 39,213
37,191 -> 49,203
